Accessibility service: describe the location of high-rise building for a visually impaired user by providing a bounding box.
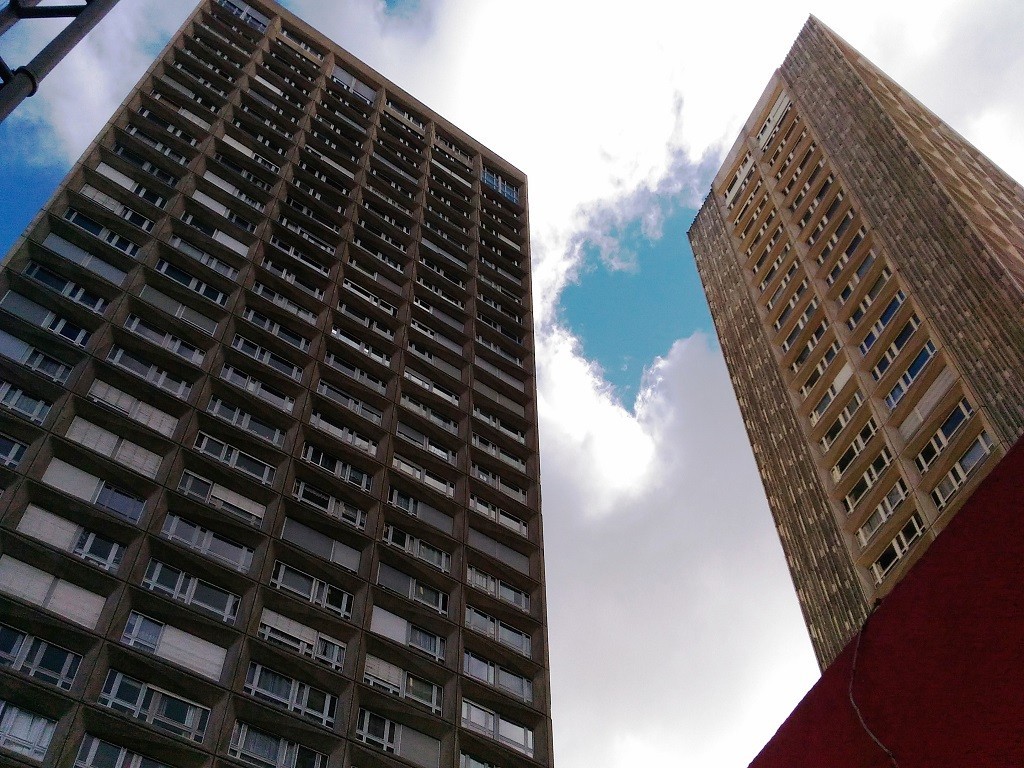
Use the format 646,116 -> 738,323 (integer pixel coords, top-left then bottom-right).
688,16 -> 1024,667
0,2 -> 551,767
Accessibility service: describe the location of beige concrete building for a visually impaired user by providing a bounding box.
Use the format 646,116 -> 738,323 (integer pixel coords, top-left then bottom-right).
689,17 -> 1024,668
0,1 -> 551,767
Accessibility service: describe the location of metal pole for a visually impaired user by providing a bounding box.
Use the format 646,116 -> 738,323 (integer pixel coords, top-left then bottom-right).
0,0 -> 123,123
0,1 -> 44,38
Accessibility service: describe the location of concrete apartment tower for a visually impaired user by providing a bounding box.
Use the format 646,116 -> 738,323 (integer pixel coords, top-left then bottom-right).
0,2 -> 551,767
689,16 -> 1024,668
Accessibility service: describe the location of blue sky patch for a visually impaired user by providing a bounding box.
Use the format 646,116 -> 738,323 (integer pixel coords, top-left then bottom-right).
383,0 -> 419,15
559,207 -> 714,407
0,121 -> 66,261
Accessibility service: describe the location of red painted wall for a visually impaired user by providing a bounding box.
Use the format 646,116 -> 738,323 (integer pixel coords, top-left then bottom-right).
750,439 -> 1024,768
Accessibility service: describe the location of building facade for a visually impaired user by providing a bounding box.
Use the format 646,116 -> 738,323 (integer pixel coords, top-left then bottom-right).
689,17 -> 1024,667
0,2 -> 551,768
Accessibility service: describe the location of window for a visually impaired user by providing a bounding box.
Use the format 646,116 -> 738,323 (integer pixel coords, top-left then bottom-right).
389,488 -> 454,533
124,314 -> 205,364
40,458 -> 146,521
838,243 -> 876,301
842,448 -> 893,514
317,379 -> 383,425
244,663 -> 337,726
369,606 -> 446,661
155,259 -> 227,304
464,650 -> 532,702
114,143 -> 179,185
0,434 -> 26,468
0,328 -> 73,382
24,261 -> 107,312
871,514 -> 925,583
461,699 -> 534,756
270,561 -> 353,617
472,464 -> 527,503
323,352 -> 386,392
0,290 -> 92,346
65,416 -> 162,478
363,654 -> 443,714
280,516 -> 360,572
831,419 -> 878,481
231,334 -> 303,380
473,407 -> 526,444
303,438 -> 376,487
178,470 -> 266,524
857,478 -> 910,547
74,735 -> 170,768
916,398 -> 974,473
88,379 -> 177,436
467,565 -> 530,612
468,526 -> 531,574
377,563 -> 449,614
462,754 -> 499,768
221,363 -> 294,413
63,208 -> 141,257
194,431 -> 276,484
0,700 -> 56,761
252,282 -> 317,324
355,708 -> 397,753
470,495 -> 529,538
170,236 -> 239,278
870,317 -> 920,381
0,624 -> 81,690
17,505 -> 123,571
382,525 -> 451,572
331,325 -> 389,364
143,560 -> 240,623
858,290 -> 906,355
472,434 -> 527,472
257,608 -> 345,670
397,421 -> 456,463
121,612 -> 226,680
207,397 -> 283,445
931,432 -> 993,510
107,345 -> 191,398
465,606 -> 531,656
0,555 -> 106,628
0,380 -> 50,423
161,513 -> 253,571
355,708 -> 441,768
309,411 -> 376,454
771,278 -> 808,331
100,670 -> 210,741
847,269 -> 893,329
243,307 -> 311,350
403,367 -> 459,405
228,722 -> 326,768
78,184 -> 154,230
121,613 -> 162,652
292,479 -> 367,528
798,341 -> 840,398
819,391 -> 862,451
779,298 -> 819,353
393,454 -> 456,497
95,161 -> 167,208
885,341 -> 937,410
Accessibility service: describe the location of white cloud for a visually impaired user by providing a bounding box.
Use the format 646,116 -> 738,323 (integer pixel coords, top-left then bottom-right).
2,2 -> 197,164
543,336 -> 818,768
5,1 -> 1022,766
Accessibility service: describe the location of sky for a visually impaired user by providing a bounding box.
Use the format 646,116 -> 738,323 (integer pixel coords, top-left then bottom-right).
1,1 -> 1023,766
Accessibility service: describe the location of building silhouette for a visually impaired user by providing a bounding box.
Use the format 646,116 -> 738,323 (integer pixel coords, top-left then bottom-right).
689,16 -> 1024,667
0,1 -> 551,767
